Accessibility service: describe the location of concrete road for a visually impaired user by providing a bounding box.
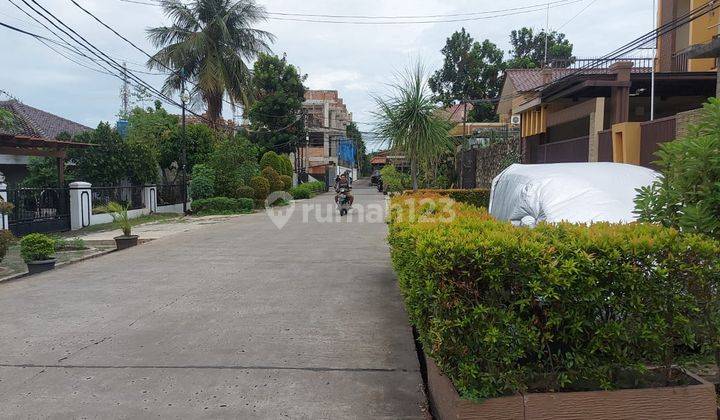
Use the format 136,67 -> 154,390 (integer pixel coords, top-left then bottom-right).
0,180 -> 425,419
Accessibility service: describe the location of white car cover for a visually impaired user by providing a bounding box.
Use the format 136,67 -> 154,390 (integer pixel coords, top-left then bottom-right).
489,163 -> 660,227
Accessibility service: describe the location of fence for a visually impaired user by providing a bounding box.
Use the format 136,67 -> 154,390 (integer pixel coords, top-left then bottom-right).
91,186 -> 144,212
640,116 -> 676,169
536,136 -> 590,164
0,182 -> 190,236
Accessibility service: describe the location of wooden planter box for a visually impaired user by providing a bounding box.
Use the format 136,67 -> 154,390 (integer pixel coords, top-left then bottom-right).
425,354 -> 717,420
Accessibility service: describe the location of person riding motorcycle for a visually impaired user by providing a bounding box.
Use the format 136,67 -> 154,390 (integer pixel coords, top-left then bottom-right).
334,173 -> 354,206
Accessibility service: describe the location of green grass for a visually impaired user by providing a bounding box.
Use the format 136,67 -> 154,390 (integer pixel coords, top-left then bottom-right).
61,213 -> 183,236
0,243 -> 114,279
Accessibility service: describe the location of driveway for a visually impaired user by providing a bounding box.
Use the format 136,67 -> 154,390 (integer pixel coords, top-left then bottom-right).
0,181 -> 425,419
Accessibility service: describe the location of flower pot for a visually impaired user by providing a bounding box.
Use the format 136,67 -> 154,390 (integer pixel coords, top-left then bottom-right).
424,354 -> 717,420
114,235 -> 139,250
26,259 -> 56,275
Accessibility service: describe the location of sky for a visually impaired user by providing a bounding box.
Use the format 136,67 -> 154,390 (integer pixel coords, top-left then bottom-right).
0,0 -> 654,147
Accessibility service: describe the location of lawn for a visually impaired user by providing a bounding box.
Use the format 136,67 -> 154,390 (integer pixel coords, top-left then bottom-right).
60,213 -> 183,236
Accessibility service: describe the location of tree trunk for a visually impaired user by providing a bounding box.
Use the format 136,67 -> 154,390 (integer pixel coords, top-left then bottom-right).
411,156 -> 418,191
206,94 -> 223,130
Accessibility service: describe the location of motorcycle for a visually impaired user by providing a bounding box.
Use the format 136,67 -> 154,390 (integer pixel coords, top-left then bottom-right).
376,177 -> 384,193
336,187 -> 352,216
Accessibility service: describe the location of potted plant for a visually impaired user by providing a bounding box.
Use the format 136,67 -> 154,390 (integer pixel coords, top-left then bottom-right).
20,233 -> 56,274
107,202 -> 138,250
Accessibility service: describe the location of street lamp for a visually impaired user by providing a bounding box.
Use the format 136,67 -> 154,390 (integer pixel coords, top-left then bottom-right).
180,74 -> 190,215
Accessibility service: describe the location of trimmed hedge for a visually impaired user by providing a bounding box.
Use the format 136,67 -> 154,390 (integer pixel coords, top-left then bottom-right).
414,188 -> 491,209
249,176 -> 270,200
388,193 -> 720,400
289,181 -> 326,200
20,233 -> 55,262
192,197 -> 254,215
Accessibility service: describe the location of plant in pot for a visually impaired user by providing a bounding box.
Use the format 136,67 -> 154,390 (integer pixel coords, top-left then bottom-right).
20,233 -> 56,274
107,202 -> 138,250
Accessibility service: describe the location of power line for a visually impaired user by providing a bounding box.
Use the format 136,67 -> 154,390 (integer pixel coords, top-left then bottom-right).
556,0 -> 599,31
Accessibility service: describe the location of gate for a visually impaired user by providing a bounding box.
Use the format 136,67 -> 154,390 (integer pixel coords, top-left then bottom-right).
460,149 -> 477,189
6,188 -> 71,236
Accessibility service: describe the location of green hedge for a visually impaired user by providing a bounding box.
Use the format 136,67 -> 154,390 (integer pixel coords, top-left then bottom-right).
413,188 -> 491,208
20,233 -> 55,262
388,194 -> 720,400
192,197 -> 254,215
289,181 -> 326,200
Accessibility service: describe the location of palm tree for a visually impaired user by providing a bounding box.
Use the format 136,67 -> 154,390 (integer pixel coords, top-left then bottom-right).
147,0 -> 274,128
374,61 -> 453,191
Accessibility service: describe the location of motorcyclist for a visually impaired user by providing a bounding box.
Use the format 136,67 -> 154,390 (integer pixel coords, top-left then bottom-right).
334,173 -> 354,206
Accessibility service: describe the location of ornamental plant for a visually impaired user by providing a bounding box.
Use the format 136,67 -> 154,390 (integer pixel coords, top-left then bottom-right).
20,233 -> 56,263
389,193 -> 720,400
635,97 -> 720,238
0,230 -> 15,263
249,176 -> 270,200
107,202 -> 132,237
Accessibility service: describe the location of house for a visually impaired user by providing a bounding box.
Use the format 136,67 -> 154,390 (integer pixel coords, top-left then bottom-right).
370,150 -> 408,172
298,90 -> 355,181
495,1 -> 720,168
0,100 -> 91,185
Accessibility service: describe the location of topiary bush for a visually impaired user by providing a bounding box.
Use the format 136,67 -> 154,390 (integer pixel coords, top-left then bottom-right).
189,164 -> 215,201
191,197 -> 253,215
20,233 -> 56,262
280,175 -> 293,191
0,230 -> 15,263
259,151 -> 281,172
278,155 -> 293,177
261,167 -> 285,192
249,176 -> 270,200
389,193 -> 720,401
236,185 -> 255,199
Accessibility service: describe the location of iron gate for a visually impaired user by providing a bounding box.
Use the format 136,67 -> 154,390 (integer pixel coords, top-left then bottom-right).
6,188 -> 71,236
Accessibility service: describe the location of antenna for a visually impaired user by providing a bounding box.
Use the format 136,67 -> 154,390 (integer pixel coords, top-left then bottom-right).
120,62 -> 130,116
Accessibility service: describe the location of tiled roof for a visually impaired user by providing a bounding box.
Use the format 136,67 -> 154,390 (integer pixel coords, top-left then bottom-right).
0,100 -> 91,139
505,66 -> 651,92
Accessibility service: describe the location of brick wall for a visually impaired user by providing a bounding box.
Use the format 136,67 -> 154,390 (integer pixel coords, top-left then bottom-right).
675,108 -> 704,139
475,137 -> 522,189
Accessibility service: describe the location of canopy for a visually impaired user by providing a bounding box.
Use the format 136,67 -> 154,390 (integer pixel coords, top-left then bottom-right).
489,163 -> 660,226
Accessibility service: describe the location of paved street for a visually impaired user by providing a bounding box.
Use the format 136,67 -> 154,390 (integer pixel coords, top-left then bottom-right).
0,181 -> 425,419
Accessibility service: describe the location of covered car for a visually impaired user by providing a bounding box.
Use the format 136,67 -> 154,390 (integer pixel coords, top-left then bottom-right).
488,163 -> 660,227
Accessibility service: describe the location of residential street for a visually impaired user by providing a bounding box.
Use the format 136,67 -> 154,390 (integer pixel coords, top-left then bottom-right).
0,181 -> 425,419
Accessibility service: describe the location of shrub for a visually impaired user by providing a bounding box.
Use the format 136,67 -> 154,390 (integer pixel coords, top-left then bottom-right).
635,98 -> 720,239
380,165 -> 411,193
53,236 -> 86,251
20,233 -> 56,262
191,197 -> 253,215
249,176 -> 270,200
289,185 -> 311,200
209,135 -> 259,198
107,202 -> 132,236
306,181 -> 326,193
236,185 -> 255,199
279,155 -> 293,177
260,151 -> 293,177
0,201 -> 15,215
0,230 -> 15,263
189,164 -> 215,201
280,175 -> 293,191
261,167 -> 285,192
413,188 -> 491,208
389,194 -> 720,400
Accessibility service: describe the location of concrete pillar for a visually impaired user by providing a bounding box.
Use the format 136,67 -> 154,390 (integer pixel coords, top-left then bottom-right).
0,181 -> 9,230
143,185 -> 157,213
69,181 -> 91,231
610,61 -> 633,125
588,98 -> 606,162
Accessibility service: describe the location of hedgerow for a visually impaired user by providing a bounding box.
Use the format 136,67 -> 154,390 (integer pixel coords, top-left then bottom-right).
414,188 -> 491,208
388,194 -> 720,400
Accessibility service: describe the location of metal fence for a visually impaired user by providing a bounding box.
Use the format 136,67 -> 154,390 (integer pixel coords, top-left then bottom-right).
157,184 -> 185,206
91,186 -> 144,211
5,187 -> 71,236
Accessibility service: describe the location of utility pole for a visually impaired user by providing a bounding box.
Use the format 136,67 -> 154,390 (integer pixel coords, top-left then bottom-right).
651,0 -> 656,120
180,70 -> 189,215
544,3 -> 550,67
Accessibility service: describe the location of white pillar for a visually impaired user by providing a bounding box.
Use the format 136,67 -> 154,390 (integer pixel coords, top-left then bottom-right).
143,185 -> 157,213
69,182 -> 92,231
0,182 -> 9,230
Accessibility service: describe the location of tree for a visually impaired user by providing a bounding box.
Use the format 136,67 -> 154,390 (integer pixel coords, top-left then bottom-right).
429,28 -> 505,122
0,109 -> 14,130
346,122 -> 369,176
374,61 -> 454,191
248,53 -> 306,153
208,134 -> 259,197
71,123 -> 128,186
159,123 -> 215,184
506,27 -> 574,69
147,0 -> 274,128
635,98 -> 720,238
